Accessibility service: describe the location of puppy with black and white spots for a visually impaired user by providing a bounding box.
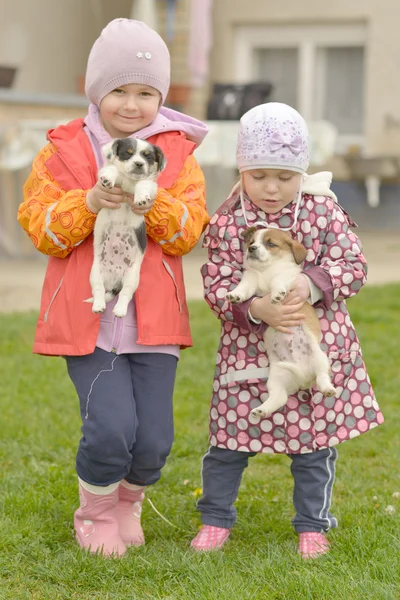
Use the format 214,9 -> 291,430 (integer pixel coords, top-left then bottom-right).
87,137 -> 166,317
226,226 -> 337,418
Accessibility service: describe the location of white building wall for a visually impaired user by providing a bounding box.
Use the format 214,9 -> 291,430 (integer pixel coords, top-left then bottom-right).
211,0 -> 400,156
0,0 -> 133,96
1,0 -> 400,157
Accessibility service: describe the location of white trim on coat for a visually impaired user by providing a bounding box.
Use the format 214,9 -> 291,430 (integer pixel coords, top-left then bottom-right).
219,367 -> 269,386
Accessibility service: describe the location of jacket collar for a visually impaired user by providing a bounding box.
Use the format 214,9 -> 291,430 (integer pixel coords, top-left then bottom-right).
46,119 -> 97,189
83,103 -> 209,148
46,118 -> 196,191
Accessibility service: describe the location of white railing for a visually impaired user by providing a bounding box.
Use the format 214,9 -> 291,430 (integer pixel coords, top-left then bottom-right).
0,118 -> 338,257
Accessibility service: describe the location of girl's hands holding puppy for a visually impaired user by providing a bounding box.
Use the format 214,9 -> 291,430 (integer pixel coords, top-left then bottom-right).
86,185 -> 156,215
282,274 -> 311,306
124,192 -> 156,216
250,275 -> 311,333
250,294 -> 306,334
86,182 -> 125,214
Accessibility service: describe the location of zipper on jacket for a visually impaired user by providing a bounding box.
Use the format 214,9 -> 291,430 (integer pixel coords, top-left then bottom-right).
43,277 -> 64,322
162,259 -> 182,313
111,314 -> 123,353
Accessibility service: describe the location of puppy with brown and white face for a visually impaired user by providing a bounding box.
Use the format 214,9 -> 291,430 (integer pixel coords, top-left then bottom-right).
86,138 -> 166,318
226,227 -> 337,418
227,227 -> 308,305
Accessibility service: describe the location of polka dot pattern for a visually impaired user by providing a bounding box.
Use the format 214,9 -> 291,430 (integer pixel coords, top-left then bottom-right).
202,191 -> 384,454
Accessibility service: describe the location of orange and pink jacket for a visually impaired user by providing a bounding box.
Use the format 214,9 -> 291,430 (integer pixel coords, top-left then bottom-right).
18,118 -> 209,356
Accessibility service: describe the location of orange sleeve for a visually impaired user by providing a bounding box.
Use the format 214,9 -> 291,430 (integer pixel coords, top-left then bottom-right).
18,143 -> 96,258
144,154 -> 210,256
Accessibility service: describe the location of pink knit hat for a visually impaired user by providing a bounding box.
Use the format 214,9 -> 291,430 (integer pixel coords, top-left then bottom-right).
236,102 -> 309,174
85,18 -> 170,105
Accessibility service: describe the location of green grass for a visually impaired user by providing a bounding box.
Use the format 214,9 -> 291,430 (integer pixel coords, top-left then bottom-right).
0,284 -> 400,600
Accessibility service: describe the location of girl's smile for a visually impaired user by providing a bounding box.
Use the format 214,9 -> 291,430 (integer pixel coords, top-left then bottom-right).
99,83 -> 161,138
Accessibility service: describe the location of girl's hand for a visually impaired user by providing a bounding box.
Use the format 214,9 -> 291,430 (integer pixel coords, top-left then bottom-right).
250,294 -> 306,334
282,274 -> 310,306
86,182 -> 125,214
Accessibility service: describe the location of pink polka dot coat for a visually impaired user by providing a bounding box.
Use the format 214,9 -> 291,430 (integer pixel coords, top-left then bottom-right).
201,190 -> 384,455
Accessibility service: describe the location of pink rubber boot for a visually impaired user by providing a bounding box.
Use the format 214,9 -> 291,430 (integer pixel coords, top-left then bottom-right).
298,532 -> 330,559
74,482 -> 126,557
115,481 -> 145,547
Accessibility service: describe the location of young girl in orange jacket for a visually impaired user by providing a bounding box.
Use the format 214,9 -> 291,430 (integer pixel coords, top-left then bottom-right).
18,18 -> 209,557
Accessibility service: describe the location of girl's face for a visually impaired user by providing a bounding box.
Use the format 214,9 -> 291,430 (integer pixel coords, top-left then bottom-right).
99,83 -> 161,138
242,169 -> 302,214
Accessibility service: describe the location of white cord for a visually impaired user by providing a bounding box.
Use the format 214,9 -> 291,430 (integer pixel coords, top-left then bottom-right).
239,176 -> 303,233
146,497 -> 189,532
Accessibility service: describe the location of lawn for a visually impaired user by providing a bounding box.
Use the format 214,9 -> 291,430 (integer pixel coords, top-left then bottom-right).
0,284 -> 399,600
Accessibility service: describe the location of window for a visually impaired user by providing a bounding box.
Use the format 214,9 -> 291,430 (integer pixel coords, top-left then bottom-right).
234,23 -> 367,151
315,47 -> 364,135
256,48 -> 298,109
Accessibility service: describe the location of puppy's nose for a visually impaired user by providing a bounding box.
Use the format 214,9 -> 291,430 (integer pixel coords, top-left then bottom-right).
248,244 -> 257,253
134,161 -> 144,168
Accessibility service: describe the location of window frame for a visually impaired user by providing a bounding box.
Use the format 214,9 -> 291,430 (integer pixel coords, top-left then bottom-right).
234,23 -> 367,153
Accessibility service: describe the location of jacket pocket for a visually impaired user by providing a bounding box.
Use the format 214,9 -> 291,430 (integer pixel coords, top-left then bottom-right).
327,350 -> 359,388
43,277 -> 64,322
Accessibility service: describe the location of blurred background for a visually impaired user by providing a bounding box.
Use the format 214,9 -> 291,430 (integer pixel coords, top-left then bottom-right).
0,0 -> 399,308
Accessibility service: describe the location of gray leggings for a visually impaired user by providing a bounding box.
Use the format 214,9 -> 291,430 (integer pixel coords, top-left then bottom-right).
197,445 -> 338,533
66,348 -> 177,487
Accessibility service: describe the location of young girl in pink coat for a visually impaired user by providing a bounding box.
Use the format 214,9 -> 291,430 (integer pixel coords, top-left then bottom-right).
191,102 -> 384,559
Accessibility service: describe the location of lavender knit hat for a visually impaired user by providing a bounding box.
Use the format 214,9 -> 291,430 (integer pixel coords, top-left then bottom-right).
85,18 -> 170,105
236,102 -> 309,174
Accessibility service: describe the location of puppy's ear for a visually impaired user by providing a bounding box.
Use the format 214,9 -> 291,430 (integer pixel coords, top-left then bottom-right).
152,144 -> 167,173
153,145 -> 167,172
102,140 -> 120,162
290,239 -> 308,264
241,226 -> 257,243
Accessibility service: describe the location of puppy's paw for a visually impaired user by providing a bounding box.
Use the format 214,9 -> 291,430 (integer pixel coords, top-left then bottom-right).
322,385 -> 337,398
270,290 -> 286,304
316,374 -> 337,397
99,175 -> 114,189
92,300 -> 106,313
134,181 -> 157,207
250,406 -> 270,419
225,293 -> 243,304
113,304 -> 128,318
225,291 -> 245,304
134,193 -> 152,208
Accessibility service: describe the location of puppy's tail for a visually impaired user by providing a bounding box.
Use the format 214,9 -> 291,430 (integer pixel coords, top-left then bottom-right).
84,291 -> 118,304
